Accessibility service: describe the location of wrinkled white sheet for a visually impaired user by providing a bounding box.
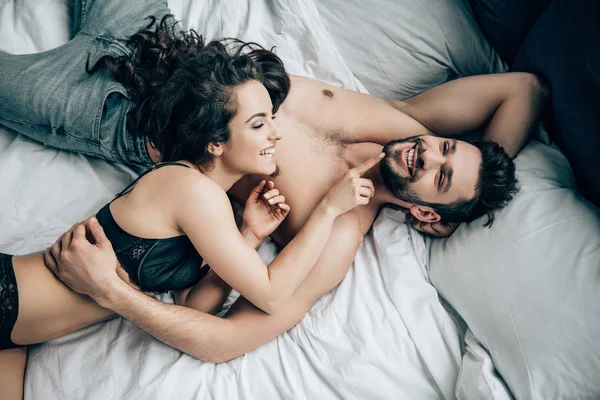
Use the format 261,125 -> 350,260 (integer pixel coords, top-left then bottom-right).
1,0 -> 470,398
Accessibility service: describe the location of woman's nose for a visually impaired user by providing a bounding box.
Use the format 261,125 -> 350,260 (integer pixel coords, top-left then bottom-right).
270,120 -> 282,141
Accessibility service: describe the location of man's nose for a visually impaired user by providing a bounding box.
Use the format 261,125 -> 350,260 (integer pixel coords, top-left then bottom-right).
422,149 -> 444,169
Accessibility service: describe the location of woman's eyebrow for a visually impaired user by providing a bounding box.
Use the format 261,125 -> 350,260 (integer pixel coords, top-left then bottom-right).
245,112 -> 267,123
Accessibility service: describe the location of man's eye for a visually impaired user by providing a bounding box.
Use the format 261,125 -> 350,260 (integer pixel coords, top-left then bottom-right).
438,171 -> 445,189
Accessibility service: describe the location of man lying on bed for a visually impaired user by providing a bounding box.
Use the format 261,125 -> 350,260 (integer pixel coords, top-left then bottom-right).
48,70 -> 548,362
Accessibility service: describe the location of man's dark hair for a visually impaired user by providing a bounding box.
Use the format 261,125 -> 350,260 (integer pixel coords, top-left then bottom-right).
88,15 -> 290,166
417,140 -> 519,226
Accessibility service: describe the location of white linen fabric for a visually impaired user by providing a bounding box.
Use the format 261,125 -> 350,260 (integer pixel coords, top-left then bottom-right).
5,1 -> 590,399
23,210 -> 464,400
1,0 -> 471,399
429,141 -> 600,399
314,0 -> 507,100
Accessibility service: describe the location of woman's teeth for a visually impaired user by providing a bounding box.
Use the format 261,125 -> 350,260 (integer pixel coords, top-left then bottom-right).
259,148 -> 275,158
406,147 -> 415,174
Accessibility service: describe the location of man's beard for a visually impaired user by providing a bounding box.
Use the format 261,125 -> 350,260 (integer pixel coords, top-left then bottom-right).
380,136 -> 424,203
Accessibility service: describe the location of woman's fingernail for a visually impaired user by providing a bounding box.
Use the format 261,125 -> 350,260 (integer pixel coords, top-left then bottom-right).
264,193 -> 271,199
269,199 -> 275,204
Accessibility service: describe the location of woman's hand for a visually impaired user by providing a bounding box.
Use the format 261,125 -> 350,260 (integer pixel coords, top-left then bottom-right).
321,152 -> 384,217
241,180 -> 291,245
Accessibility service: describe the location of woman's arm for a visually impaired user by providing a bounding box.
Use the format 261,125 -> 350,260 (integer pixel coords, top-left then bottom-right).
174,221 -> 268,314
174,269 -> 232,315
175,155 -> 382,315
176,179 -> 303,314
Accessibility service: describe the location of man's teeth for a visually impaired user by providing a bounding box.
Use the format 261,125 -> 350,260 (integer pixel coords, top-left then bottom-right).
259,148 -> 275,158
406,147 -> 415,173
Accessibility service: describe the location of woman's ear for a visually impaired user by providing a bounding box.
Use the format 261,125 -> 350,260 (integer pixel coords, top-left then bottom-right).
408,205 -> 441,223
207,142 -> 224,157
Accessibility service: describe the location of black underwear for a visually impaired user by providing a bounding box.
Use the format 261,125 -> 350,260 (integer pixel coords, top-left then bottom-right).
0,252 -> 21,350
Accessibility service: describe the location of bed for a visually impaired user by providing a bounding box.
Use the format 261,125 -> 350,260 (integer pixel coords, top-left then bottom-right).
1,0 -> 599,399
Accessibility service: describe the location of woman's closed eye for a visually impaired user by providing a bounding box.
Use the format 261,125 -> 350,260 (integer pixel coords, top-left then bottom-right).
442,141 -> 449,155
252,114 -> 277,129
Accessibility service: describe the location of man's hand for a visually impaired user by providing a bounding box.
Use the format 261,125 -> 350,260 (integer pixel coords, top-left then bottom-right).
44,217 -> 120,301
407,215 -> 460,238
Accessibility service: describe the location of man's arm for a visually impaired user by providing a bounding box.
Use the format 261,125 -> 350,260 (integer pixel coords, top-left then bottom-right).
390,72 -> 550,158
297,75 -> 432,143
48,213 -> 365,363
309,72 -> 547,158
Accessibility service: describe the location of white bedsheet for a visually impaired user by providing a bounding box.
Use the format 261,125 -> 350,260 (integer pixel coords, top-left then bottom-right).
1,0 -> 466,398
23,210 -> 463,399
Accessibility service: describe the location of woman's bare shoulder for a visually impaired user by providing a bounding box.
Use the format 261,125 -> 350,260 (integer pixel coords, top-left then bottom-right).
163,165 -> 229,206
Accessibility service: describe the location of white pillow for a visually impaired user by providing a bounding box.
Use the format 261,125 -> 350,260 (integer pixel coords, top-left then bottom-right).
314,0 -> 506,99
169,0 -> 365,92
428,140 -> 600,399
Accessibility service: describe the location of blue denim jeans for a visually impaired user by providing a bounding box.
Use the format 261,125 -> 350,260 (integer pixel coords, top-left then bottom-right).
0,0 -> 171,166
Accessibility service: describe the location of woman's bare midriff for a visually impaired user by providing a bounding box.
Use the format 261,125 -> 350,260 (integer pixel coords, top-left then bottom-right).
10,252 -> 148,346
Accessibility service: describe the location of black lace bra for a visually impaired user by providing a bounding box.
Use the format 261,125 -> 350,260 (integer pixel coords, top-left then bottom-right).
95,162 -> 208,293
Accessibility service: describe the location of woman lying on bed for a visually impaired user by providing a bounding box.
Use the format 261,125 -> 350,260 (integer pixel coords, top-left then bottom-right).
0,16 -> 385,399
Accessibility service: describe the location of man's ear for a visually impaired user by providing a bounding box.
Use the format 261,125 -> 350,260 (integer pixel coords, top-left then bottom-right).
207,142 -> 224,157
409,205 -> 441,223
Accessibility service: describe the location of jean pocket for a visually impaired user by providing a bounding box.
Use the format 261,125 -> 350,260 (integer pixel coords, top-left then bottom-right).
94,86 -> 133,157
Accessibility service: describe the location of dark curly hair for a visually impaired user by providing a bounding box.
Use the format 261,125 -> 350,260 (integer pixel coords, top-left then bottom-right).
415,140 -> 518,226
87,15 -> 290,166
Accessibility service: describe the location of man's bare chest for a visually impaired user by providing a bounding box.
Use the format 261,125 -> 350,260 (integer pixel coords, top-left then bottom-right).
271,116 -> 382,238
270,119 -> 346,234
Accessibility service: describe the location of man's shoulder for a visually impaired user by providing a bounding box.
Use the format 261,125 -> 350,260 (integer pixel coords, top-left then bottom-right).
333,207 -> 377,240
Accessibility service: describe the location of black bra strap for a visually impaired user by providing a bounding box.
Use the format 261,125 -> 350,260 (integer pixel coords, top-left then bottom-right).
113,162 -> 191,200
